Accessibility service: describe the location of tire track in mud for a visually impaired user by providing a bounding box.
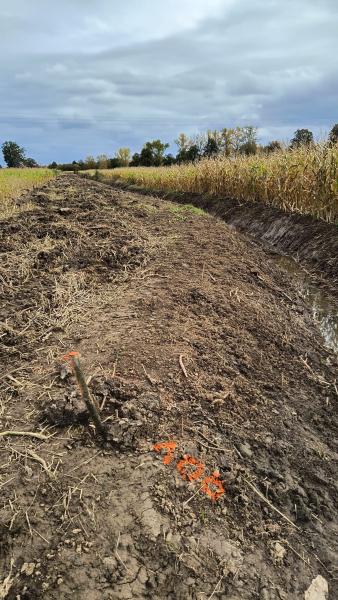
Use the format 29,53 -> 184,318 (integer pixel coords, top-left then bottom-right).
0,174 -> 337,599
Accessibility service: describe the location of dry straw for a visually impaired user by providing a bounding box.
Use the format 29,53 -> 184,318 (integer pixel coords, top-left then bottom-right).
0,167 -> 56,220
96,144 -> 338,223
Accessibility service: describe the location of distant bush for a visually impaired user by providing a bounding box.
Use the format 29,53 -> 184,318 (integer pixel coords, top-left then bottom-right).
290,129 -> 314,149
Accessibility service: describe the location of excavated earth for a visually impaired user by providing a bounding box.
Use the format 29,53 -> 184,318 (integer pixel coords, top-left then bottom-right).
0,174 -> 337,600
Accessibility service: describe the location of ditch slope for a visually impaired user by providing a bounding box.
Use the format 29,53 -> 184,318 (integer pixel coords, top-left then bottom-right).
0,174 -> 337,599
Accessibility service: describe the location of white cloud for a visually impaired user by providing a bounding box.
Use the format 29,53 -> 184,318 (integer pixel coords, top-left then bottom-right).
0,0 -> 337,163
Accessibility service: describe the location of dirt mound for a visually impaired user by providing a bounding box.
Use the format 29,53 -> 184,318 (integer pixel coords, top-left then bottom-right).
0,175 -> 337,599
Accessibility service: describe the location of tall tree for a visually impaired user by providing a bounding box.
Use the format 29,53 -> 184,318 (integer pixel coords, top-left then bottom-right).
328,124 -> 338,145
115,147 -> 131,167
85,155 -> 96,169
96,154 -> 109,169
163,154 -> 176,166
175,133 -> 190,153
2,141 -> 26,167
139,140 -> 169,166
220,128 -> 236,156
176,144 -> 200,163
203,136 -> 219,157
290,129 -> 314,148
264,140 -> 282,153
23,157 -> 39,167
130,153 -> 141,167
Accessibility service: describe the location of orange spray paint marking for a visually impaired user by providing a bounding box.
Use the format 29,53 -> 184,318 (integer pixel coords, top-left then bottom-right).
152,442 -> 225,502
153,441 -> 177,465
176,455 -> 205,482
62,351 -> 81,364
201,471 -> 225,502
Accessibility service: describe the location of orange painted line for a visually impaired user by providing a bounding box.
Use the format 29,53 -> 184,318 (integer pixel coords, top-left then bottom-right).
201,471 -> 225,502
153,441 -> 177,465
176,454 -> 205,482
153,442 -> 225,502
62,351 -> 81,363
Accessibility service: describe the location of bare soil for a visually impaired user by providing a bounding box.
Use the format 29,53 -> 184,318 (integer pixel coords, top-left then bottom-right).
110,179 -> 338,289
0,174 -> 337,600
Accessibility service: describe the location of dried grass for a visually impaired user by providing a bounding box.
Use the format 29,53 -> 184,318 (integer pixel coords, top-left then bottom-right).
0,168 -> 57,220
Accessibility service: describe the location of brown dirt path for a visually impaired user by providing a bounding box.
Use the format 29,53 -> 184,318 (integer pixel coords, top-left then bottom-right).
0,174 -> 337,599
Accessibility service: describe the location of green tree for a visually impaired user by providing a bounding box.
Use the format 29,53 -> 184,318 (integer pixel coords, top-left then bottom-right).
130,153 -> 141,166
139,140 -> 169,166
239,141 -> 257,155
48,161 -> 58,169
115,147 -> 131,167
108,157 -> 121,169
23,157 -> 39,167
264,140 -> 282,153
290,129 -> 314,148
163,154 -> 176,166
328,124 -> 338,145
2,141 -> 26,167
203,135 -> 219,157
176,144 -> 200,163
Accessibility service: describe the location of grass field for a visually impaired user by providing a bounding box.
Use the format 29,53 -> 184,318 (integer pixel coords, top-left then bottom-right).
0,168 -> 57,219
91,144 -> 338,223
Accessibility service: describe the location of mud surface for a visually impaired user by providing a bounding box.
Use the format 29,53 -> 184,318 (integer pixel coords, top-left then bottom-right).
0,174 -> 337,599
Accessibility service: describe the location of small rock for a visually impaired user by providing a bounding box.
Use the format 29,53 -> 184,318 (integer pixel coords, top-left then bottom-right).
21,562 -> 35,576
103,557 -> 116,574
24,466 -> 33,478
175,476 -> 186,490
238,442 -> 253,458
304,575 -> 328,600
295,485 -> 307,499
188,536 -> 197,546
271,541 -> 286,563
138,567 -> 148,584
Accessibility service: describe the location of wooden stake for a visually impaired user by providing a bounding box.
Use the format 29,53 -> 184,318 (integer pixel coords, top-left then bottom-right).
70,354 -> 106,437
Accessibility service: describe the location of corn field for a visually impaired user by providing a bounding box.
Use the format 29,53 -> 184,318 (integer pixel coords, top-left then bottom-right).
95,144 -> 338,223
0,168 -> 57,220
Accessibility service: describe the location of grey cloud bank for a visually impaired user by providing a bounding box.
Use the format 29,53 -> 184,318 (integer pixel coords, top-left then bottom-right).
0,0 -> 337,164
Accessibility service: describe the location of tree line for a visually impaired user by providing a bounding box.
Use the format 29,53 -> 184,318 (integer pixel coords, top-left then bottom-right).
1,124 -> 338,170
51,124 -> 338,171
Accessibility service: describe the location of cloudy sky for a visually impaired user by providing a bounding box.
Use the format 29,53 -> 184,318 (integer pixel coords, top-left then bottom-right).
0,0 -> 337,164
